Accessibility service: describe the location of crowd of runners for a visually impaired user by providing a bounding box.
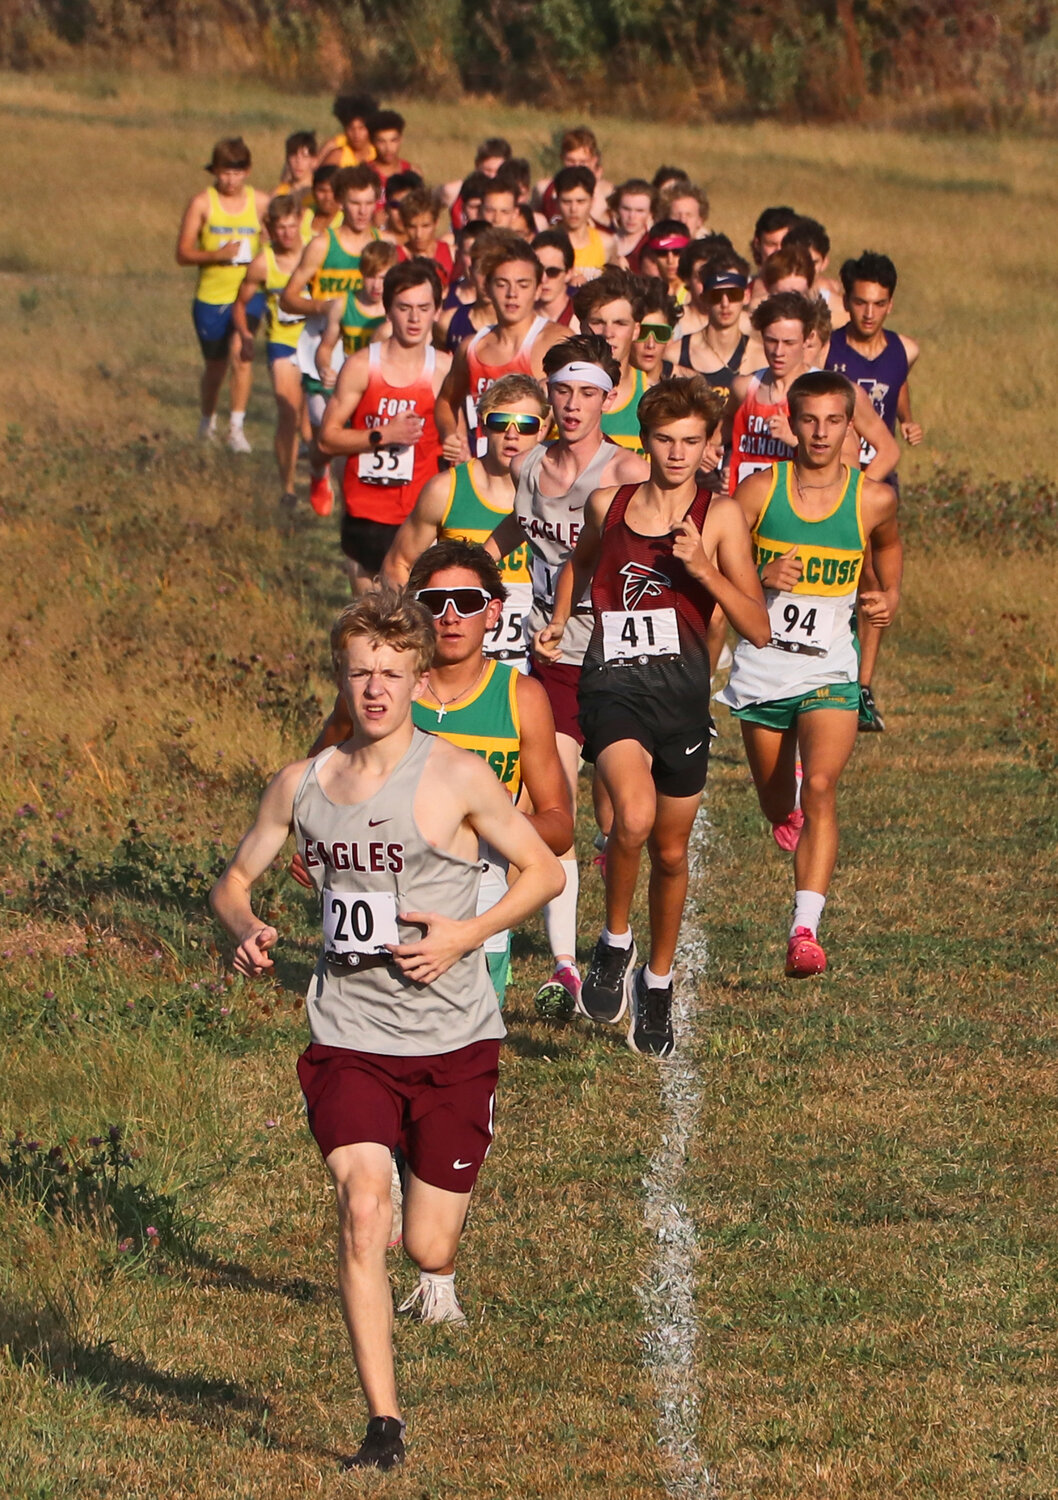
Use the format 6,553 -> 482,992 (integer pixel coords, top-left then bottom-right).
199,98 -> 921,1470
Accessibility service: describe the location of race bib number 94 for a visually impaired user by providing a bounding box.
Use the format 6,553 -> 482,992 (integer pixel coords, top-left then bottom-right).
602,608 -> 679,662
357,445 -> 414,486
766,595 -> 835,657
323,890 -> 398,956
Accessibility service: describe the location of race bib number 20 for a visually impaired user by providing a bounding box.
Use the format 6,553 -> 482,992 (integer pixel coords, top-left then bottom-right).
323,890 -> 398,956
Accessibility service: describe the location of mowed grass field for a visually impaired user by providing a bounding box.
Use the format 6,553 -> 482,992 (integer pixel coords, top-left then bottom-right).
1,68 -> 1057,1498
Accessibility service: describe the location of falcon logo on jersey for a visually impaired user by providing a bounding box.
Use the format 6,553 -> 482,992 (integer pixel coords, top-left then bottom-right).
620,561 -> 671,610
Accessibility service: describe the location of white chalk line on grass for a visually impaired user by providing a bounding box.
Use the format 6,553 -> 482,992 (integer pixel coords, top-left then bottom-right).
636,806 -> 715,1498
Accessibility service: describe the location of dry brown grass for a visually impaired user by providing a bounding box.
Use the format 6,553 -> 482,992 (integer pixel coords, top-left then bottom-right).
1,68 -> 1057,1500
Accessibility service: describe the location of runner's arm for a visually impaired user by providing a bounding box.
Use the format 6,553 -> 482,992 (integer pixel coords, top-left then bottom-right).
279,234 -> 329,317
852,386 -> 901,480
733,471 -> 802,591
513,675 -> 575,854
176,194 -> 238,268
859,487 -> 901,627
231,252 -> 268,350
682,498 -> 770,647
380,472 -> 451,586
896,381 -> 923,445
315,296 -> 345,386
210,762 -> 306,975
485,510 -> 529,562
388,752 -> 564,982
435,340 -> 471,452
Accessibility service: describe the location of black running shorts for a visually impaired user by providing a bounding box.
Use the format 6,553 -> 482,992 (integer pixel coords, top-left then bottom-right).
340,515 -> 400,575
580,699 -> 709,797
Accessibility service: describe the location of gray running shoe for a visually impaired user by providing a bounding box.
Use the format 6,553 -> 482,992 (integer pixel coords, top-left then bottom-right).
626,966 -> 675,1057
578,934 -> 637,1023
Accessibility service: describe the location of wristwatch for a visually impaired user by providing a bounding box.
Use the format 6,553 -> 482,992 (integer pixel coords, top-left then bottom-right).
368,428 -> 382,448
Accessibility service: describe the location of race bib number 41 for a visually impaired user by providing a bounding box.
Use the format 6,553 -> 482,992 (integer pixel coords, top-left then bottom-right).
323,889 -> 398,958
357,445 -> 414,486
766,595 -> 835,657
602,608 -> 679,662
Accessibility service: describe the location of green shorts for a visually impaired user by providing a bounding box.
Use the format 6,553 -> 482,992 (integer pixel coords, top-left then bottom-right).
487,948 -> 510,1009
731,678 -> 860,731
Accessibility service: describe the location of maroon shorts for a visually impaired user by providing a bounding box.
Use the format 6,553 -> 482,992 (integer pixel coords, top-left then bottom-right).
530,657 -> 584,745
296,1039 -> 500,1193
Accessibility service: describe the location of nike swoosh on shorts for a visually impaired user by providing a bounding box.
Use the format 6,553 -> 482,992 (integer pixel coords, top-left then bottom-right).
685,741 -> 703,755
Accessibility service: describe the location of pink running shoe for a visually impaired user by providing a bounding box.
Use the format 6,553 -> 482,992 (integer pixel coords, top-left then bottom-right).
772,808 -> 804,851
534,963 -> 582,1021
786,927 -> 827,978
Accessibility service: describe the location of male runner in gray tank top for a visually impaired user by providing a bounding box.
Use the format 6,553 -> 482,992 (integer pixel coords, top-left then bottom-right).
485,334 -> 648,1019
210,591 -> 562,1473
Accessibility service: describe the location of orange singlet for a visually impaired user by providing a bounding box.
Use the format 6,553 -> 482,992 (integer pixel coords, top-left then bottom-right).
342,343 -> 442,525
464,315 -> 548,442
728,371 -> 797,495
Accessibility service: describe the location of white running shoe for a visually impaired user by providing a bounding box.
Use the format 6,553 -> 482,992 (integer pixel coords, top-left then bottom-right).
398,1273 -> 467,1326
228,427 -> 252,455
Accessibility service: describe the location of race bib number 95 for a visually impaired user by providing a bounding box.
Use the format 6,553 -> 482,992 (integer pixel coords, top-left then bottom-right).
323,890 -> 398,956
766,596 -> 835,657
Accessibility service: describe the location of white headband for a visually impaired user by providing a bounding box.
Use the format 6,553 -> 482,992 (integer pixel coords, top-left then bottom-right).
547,361 -> 614,393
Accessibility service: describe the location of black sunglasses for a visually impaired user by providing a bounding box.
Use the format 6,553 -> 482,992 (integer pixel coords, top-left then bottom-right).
415,587 -> 492,617
540,265 -> 566,279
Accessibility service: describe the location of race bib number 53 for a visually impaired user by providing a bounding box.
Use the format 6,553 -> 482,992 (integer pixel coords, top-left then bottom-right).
323,890 -> 398,957
766,596 -> 835,657
357,445 -> 414,486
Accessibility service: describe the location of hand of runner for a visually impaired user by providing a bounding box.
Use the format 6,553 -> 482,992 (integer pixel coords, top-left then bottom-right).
238,333 -> 255,362
900,420 -> 923,445
216,239 -> 242,263
761,546 -> 802,591
233,923 -> 278,977
531,619 -> 566,663
319,362 -> 337,389
672,515 -> 708,578
387,911 -> 471,984
700,442 -> 723,473
768,413 -> 796,447
441,432 -> 471,464
289,851 -> 313,890
382,412 -> 425,446
858,589 -> 898,627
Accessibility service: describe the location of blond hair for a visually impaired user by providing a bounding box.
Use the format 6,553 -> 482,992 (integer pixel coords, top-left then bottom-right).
330,588 -> 435,676
478,373 -> 550,419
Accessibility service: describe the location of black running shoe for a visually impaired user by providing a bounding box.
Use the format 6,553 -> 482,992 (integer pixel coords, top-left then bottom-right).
578,934 -> 637,1023
342,1416 -> 406,1471
857,684 -> 885,733
627,966 -> 675,1057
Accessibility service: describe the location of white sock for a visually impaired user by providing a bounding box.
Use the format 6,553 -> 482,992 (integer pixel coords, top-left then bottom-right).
791,890 -> 826,937
602,925 -> 632,949
197,414 -> 216,438
644,964 -> 672,989
544,860 -> 579,963
421,1270 -> 454,1287
229,410 -> 245,431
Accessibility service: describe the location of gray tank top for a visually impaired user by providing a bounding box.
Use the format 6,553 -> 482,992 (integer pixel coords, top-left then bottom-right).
293,728 -> 504,1056
514,440 -> 615,666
